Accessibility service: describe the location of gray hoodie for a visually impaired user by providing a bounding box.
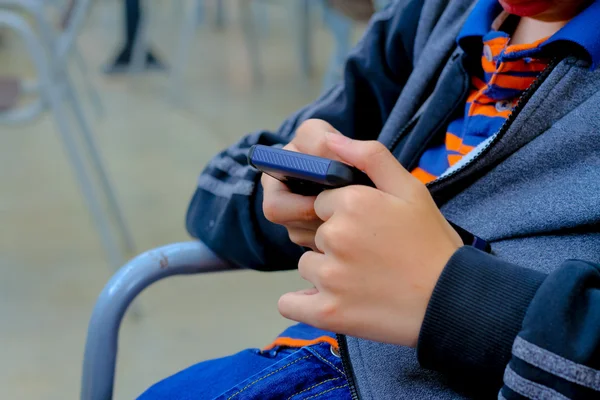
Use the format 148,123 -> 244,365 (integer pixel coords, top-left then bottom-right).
187,0 -> 600,398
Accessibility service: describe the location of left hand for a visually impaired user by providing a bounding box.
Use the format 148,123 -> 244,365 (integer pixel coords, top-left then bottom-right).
278,133 -> 463,347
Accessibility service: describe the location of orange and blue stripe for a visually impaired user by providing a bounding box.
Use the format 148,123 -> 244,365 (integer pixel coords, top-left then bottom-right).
411,32 -> 550,184
411,0 -> 600,184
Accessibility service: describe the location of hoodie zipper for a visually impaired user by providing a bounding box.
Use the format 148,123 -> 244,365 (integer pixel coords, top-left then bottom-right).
425,56 -> 562,190
336,334 -> 360,400
336,56 -> 563,400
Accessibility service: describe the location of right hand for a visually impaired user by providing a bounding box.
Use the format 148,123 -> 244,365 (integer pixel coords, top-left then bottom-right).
262,119 -> 344,251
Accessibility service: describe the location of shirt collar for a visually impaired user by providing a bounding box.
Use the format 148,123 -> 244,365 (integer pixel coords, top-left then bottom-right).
457,0 -> 600,69
457,0 -> 505,48
543,0 -> 600,69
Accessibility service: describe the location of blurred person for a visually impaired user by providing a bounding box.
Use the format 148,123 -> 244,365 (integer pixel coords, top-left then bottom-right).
141,0 -> 600,399
104,0 -> 166,74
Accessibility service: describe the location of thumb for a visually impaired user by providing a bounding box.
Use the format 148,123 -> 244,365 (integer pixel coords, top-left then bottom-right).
325,133 -> 412,195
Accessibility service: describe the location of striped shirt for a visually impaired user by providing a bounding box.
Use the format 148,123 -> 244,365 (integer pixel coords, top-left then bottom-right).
411,31 -> 550,184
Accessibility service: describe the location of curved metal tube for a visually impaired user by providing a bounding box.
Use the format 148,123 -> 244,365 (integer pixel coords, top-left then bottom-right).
80,241 -> 238,400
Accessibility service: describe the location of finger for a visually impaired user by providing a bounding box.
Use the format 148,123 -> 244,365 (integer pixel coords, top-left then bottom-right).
293,119 -> 345,159
261,172 -> 291,194
298,250 -> 326,285
314,218 -> 342,255
278,289 -> 324,326
288,228 -> 318,250
313,188 -> 343,222
262,177 -> 319,224
325,133 -> 413,197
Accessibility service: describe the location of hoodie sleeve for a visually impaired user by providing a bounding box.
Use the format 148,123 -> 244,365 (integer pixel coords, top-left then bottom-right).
186,0 -> 423,271
499,260 -> 600,400
417,247 -> 600,399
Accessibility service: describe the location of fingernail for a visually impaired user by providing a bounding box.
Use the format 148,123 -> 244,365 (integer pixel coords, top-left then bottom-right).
325,131 -> 350,146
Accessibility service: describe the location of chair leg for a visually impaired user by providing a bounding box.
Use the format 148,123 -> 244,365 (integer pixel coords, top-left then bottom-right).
61,72 -> 136,256
297,0 -> 313,79
72,44 -> 106,118
50,87 -> 126,269
169,0 -> 202,104
240,0 -> 263,85
0,11 -> 126,270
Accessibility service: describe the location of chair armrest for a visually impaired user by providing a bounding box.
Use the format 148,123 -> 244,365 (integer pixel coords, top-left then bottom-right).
80,241 -> 238,400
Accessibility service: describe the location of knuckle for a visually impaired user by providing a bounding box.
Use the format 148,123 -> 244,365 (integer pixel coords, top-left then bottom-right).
319,223 -> 349,252
340,187 -> 368,212
317,264 -> 341,287
294,119 -> 317,141
366,140 -> 388,156
298,118 -> 330,133
314,300 -> 340,326
293,119 -> 333,154
319,223 -> 338,245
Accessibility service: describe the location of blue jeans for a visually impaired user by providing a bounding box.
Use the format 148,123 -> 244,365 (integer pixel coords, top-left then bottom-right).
139,325 -> 351,399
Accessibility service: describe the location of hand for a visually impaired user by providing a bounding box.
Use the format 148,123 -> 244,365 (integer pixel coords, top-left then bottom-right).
278,134 -> 463,347
262,119 -> 344,251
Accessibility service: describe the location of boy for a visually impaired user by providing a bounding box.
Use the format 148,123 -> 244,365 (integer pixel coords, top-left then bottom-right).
142,0 -> 600,398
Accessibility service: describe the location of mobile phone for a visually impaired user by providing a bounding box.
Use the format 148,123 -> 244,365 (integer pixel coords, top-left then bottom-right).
248,144 -> 375,196
247,144 -> 491,253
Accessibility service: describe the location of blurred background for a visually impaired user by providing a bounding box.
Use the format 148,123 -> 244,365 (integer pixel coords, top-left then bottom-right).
0,0 -> 378,398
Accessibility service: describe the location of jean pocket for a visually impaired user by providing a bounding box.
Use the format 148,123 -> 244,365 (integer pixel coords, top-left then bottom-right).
215,343 -> 351,400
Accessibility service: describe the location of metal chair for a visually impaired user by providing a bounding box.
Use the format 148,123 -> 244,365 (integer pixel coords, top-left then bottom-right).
0,4 -> 135,269
1,0 -> 105,117
80,241 -> 237,400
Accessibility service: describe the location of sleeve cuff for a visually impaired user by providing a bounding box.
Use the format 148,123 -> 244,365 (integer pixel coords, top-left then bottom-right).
417,246 -> 547,388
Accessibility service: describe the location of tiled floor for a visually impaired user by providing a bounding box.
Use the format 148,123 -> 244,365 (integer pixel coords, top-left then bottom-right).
0,1 -> 359,398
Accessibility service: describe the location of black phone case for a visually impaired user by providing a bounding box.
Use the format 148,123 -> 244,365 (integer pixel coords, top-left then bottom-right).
248,145 -> 374,195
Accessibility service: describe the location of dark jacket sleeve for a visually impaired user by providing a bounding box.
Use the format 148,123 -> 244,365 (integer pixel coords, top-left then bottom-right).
186,0 -> 422,271
417,246 -> 600,399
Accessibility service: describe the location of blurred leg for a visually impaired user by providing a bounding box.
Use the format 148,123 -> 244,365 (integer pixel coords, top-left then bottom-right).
105,0 -> 166,74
